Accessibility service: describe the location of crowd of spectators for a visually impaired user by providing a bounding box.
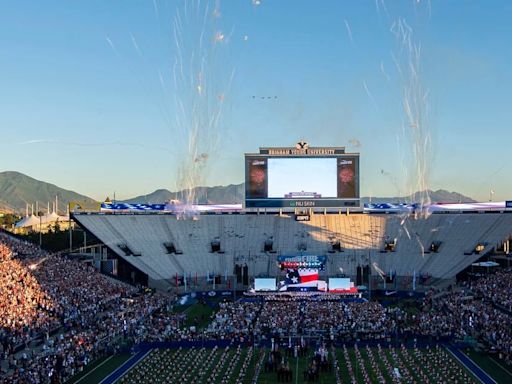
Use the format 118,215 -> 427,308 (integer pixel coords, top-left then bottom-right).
0,238 -> 60,351
412,279 -> 512,365
3,227 -> 512,382
204,299 -> 406,343
0,232 -> 180,383
204,275 -> 512,367
205,301 -> 259,340
470,267 -> 512,309
254,300 -> 398,340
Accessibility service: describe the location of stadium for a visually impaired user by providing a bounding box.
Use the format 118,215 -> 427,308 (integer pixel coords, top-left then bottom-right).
2,143 -> 512,384
2,1 -> 512,383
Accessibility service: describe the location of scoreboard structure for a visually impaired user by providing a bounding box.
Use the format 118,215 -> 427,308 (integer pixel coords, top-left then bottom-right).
245,142 -> 360,208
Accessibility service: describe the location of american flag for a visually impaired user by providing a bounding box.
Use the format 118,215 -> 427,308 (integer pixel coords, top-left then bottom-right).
284,268 -> 319,285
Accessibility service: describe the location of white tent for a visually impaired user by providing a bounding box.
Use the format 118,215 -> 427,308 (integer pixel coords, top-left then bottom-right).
15,199 -> 70,229
41,211 -> 60,223
15,214 -> 41,228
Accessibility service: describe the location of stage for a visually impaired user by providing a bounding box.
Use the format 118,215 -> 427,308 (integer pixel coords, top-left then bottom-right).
243,289 -> 362,300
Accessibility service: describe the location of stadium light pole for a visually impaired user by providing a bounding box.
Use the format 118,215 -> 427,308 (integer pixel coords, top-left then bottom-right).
39,214 -> 42,247
233,254 -> 236,301
295,350 -> 299,384
69,203 -> 72,253
368,251 -> 372,302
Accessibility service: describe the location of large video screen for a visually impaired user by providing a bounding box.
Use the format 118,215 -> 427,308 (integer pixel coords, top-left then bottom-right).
254,278 -> 276,291
268,158 -> 337,198
329,278 -> 352,291
245,155 -> 359,208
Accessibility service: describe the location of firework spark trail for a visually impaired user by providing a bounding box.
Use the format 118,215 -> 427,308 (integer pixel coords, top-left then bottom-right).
130,33 -> 144,58
152,0 -> 159,21
415,232 -> 425,257
363,80 -> 379,110
372,262 -> 386,282
413,0 -> 432,20
172,0 -> 234,212
375,0 -> 389,17
401,219 -> 412,240
391,17 -> 432,216
344,19 -> 353,45
104,32 -> 175,131
105,36 -> 120,57
390,52 -> 402,78
380,60 -> 391,81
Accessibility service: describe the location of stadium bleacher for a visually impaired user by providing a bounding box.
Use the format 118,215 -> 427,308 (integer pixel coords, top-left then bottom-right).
74,212 -> 512,289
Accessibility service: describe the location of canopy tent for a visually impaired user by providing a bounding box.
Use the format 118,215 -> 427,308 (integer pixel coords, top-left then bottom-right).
15,214 -> 40,228
15,211 -> 69,229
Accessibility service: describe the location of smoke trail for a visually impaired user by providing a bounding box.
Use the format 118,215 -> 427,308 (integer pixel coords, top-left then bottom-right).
172,0 -> 234,213
348,139 -> 362,148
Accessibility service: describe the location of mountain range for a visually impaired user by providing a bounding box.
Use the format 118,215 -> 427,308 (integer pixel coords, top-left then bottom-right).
0,171 -> 97,214
124,184 -> 245,205
0,171 -> 477,214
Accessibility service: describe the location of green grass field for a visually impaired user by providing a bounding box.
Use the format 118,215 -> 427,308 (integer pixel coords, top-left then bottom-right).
66,354 -> 131,384
64,304 -> 512,384
83,345 -> 507,384
463,349 -> 512,384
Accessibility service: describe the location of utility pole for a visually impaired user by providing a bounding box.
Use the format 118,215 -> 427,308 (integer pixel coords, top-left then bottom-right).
39,214 -> 42,247
368,251 -> 372,302
68,203 -> 72,253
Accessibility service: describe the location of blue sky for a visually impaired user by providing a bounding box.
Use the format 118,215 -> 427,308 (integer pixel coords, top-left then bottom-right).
0,0 -> 511,201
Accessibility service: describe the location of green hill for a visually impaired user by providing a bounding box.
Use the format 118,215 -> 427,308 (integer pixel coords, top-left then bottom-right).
0,171 -> 477,214
0,171 -> 98,214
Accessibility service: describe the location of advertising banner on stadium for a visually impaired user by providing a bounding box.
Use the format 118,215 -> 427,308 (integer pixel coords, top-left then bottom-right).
277,255 -> 326,269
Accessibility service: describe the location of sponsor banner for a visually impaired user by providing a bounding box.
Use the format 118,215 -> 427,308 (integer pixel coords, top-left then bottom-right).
278,255 -> 327,265
246,198 -> 360,208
